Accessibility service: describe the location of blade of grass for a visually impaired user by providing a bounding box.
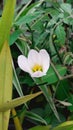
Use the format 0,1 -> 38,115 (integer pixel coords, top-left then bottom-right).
0,0 -> 16,51
0,41 -> 12,130
0,91 -> 42,112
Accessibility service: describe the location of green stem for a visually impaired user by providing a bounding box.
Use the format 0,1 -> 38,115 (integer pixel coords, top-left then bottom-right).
52,40 -> 63,64
51,61 -> 73,80
62,74 -> 73,80
51,61 -> 62,80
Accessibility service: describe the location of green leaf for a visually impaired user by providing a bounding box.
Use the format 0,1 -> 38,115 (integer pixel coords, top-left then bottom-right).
29,125 -> 51,130
38,84 -> 60,121
56,100 -> 72,106
53,121 -> 73,130
34,65 -> 66,120
15,1 -> 44,21
15,39 -> 28,55
56,80 -> 70,100
9,29 -> 21,46
60,3 -> 72,14
13,63 -> 28,108
0,0 -> 16,51
26,111 -> 47,125
68,95 -> 73,112
15,11 -> 44,26
0,91 -> 42,112
0,41 -> 12,130
13,63 -> 24,97
55,25 -> 66,45
35,31 -> 49,46
36,65 -> 67,85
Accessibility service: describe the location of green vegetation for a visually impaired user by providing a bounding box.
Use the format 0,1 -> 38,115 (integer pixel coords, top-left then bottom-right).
0,0 -> 73,130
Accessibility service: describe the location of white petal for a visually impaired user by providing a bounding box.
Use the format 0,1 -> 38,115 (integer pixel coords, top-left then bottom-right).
18,55 -> 30,73
30,71 -> 46,78
28,49 -> 41,67
39,49 -> 50,73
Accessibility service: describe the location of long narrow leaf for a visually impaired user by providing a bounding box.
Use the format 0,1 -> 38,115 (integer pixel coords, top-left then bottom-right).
26,111 -> 47,125
13,62 -> 28,108
0,0 -> 16,51
29,125 -> 51,130
0,0 -> 16,129
0,41 -> 12,130
53,121 -> 73,130
13,62 -> 24,97
0,91 -> 42,112
38,85 -> 60,121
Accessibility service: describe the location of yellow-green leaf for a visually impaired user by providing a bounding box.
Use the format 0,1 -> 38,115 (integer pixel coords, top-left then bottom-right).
53,121 -> 73,130
0,41 -> 13,130
29,125 -> 51,130
0,0 -> 16,51
0,91 -> 42,112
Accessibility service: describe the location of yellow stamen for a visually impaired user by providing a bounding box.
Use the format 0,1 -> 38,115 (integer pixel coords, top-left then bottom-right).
32,64 -> 43,72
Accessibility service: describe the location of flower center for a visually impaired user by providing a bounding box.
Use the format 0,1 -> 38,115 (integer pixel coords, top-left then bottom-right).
32,64 -> 43,72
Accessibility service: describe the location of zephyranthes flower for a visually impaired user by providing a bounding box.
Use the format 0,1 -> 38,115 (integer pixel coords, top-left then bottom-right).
18,49 -> 50,78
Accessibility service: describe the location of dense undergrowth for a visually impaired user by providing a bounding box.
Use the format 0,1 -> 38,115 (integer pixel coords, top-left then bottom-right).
0,0 -> 73,130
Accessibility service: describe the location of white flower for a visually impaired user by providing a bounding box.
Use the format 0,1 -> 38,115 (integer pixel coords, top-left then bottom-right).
18,49 -> 50,78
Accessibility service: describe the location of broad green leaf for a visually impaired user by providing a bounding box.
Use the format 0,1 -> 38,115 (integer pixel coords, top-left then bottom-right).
31,8 -> 59,30
53,121 -> 73,130
36,65 -> 67,84
31,19 -> 44,33
35,31 -> 49,46
60,3 -> 72,14
0,41 -> 12,130
10,29 -> 21,46
68,95 -> 73,112
0,0 -> 16,51
26,111 -> 47,125
29,125 -> 51,130
0,91 -> 42,112
15,11 -> 44,26
56,80 -> 70,100
15,1 -> 44,21
55,25 -> 66,45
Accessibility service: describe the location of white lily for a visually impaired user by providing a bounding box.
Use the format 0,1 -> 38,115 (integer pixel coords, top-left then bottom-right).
18,49 -> 50,78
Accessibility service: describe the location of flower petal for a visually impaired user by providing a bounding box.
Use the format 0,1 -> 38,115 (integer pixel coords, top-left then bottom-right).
18,55 -> 30,73
28,49 -> 41,67
39,49 -> 50,73
31,71 -> 46,78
